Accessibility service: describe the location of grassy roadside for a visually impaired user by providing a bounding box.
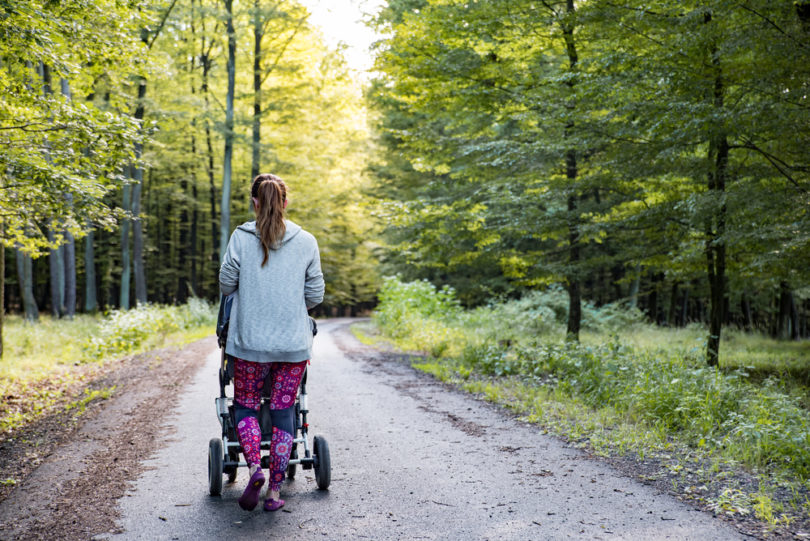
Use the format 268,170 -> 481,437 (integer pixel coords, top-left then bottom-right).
357,277 -> 810,534
0,299 -> 217,436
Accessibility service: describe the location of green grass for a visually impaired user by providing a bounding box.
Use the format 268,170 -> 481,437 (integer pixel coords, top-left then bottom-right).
66,386 -> 116,415
0,299 -> 217,434
581,324 -> 810,378
1,314 -> 102,381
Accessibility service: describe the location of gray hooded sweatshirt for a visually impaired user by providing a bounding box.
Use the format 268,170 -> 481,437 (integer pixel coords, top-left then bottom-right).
219,219 -> 324,363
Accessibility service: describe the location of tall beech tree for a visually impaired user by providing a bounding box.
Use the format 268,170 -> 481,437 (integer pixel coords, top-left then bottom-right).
371,0 -> 614,338
219,0 -> 237,259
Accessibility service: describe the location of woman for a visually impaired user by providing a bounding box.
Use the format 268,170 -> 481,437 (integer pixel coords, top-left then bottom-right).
219,173 -> 324,512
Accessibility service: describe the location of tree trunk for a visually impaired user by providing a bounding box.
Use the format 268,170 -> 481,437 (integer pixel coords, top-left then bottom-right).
177,49 -> 190,302
160,169 -> 173,303
201,7 -> 219,271
647,274 -> 661,324
16,249 -> 39,321
740,293 -> 752,332
561,0 -> 581,341
205,95 -> 218,268
679,286 -> 689,326
705,156 -> 727,367
120,165 -> 132,310
84,229 -> 97,312
565,193 -> 581,341
132,78 -> 147,306
132,169 -> 146,305
705,14 -> 727,367
220,0 -> 236,259
777,281 -> 796,340
178,163 -> 190,300
124,3 -> 178,307
63,229 -> 76,317
667,281 -> 679,326
0,224 -> 4,358
190,168 -> 199,297
628,266 -> 640,308
251,0 -> 262,183
41,65 -> 64,318
790,293 -> 799,340
189,0 -> 200,297
48,228 -> 65,317
58,79 -> 77,317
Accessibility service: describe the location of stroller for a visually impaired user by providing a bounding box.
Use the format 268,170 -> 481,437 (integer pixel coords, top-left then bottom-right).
208,293 -> 331,496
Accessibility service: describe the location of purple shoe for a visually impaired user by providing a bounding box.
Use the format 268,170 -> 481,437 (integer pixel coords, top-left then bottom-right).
263,498 -> 285,512
238,468 -> 266,511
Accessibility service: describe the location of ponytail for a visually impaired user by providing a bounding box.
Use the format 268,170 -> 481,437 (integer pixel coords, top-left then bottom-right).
251,173 -> 287,266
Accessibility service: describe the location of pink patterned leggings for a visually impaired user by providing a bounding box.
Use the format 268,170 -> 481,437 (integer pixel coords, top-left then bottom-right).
233,357 -> 307,492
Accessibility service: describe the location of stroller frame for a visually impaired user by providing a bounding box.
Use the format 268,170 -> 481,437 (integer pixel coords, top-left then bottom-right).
208,295 -> 330,496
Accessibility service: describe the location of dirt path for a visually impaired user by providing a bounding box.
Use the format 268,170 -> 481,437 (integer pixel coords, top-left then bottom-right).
72,319 -> 747,540
0,337 -> 215,540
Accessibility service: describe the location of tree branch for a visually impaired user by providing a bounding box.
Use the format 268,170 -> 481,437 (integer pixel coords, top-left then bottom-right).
147,0 -> 181,50
739,4 -> 810,51
259,0 -> 284,37
0,123 -> 69,132
208,90 -> 227,114
736,138 -> 809,193
260,15 -> 308,85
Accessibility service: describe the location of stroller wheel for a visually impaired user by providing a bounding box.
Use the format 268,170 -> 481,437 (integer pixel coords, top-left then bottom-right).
313,435 -> 331,490
287,444 -> 298,479
226,449 -> 239,484
208,438 -> 224,496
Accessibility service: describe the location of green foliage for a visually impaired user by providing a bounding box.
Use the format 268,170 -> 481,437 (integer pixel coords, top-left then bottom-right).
373,276 -> 463,355
0,0 -> 147,254
1,315 -> 100,378
375,276 -> 460,331
66,386 -> 115,415
84,299 -> 216,359
375,276 -> 648,351
140,0 -> 379,308
465,288 -> 646,343
368,0 -> 626,307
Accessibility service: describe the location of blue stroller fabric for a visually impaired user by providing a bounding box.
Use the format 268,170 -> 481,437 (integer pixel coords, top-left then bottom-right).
216,293 -> 235,348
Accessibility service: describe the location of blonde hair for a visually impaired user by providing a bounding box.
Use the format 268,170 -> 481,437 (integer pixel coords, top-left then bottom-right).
251,173 -> 287,266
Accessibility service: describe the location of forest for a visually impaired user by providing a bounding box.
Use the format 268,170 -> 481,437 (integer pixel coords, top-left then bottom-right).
2,0 -> 810,532
1,0 -> 809,367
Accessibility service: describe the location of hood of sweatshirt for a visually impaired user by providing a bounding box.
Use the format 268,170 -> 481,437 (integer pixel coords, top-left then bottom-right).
236,219 -> 302,245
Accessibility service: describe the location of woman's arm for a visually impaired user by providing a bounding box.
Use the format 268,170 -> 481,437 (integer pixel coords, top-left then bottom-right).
304,241 -> 325,309
219,231 -> 241,295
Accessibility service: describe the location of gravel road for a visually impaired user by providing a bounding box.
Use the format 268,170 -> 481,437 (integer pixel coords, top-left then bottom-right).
103,319 -> 746,541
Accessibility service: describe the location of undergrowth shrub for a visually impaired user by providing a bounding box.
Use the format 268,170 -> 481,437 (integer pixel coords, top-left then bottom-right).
374,277 -> 464,355
459,339 -> 810,479
375,276 -> 460,334
84,299 -> 216,359
463,287 -> 645,344
181,297 -> 218,328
